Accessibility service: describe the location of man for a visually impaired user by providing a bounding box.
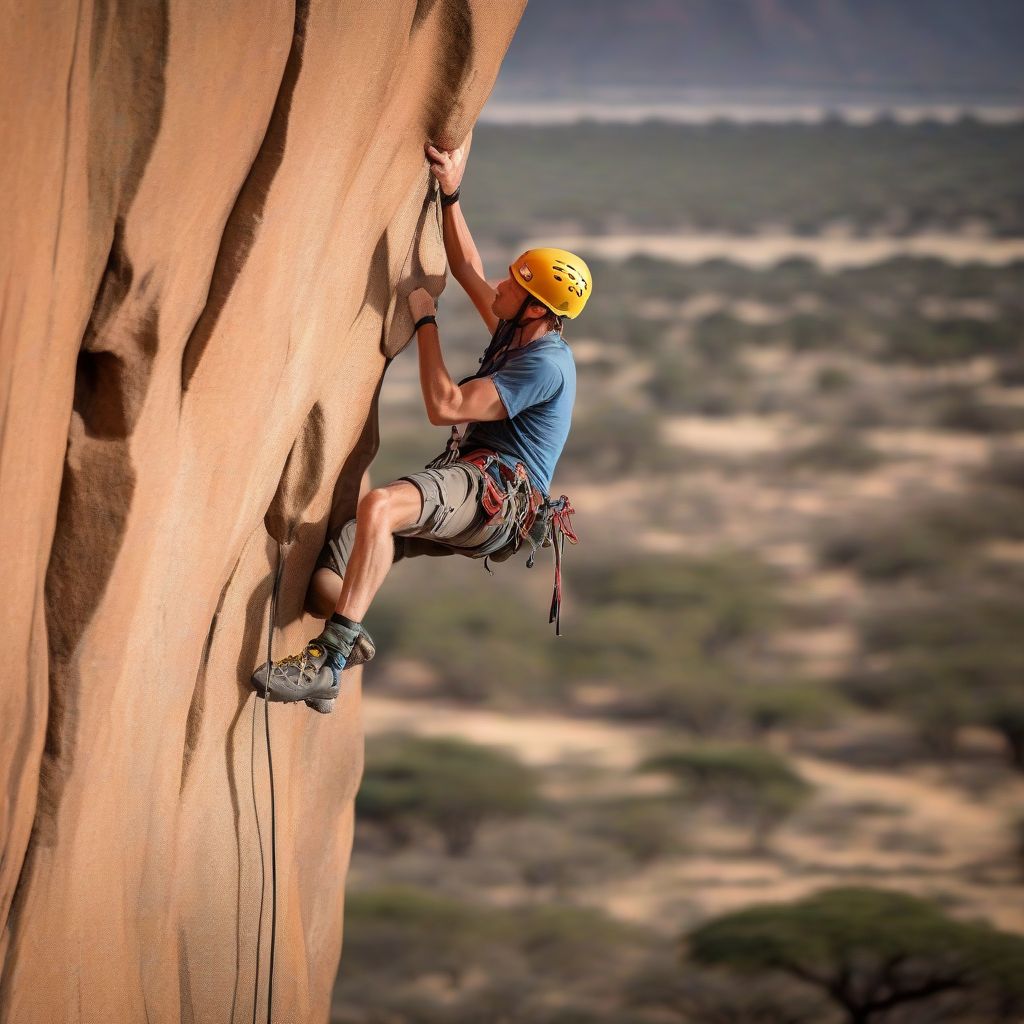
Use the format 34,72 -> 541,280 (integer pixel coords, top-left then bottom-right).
252,133 -> 591,713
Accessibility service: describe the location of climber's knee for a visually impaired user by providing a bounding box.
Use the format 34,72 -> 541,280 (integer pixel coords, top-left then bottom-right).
305,567 -> 342,619
357,482 -> 422,534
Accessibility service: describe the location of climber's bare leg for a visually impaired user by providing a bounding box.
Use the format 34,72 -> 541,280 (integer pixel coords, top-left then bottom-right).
334,481 -> 423,622
306,568 -> 343,618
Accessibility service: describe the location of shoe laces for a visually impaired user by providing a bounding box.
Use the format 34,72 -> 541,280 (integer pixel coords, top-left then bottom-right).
275,642 -> 325,671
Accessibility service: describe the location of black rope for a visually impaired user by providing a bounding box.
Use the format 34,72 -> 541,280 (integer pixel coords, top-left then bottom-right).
249,693 -> 266,1024
252,542 -> 284,1024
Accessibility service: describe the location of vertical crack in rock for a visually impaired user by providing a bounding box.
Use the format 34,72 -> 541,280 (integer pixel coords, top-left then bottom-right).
265,402 -> 326,546
328,381 -> 385,531
180,558 -> 239,794
75,224 -> 161,440
179,0 -> 312,394
383,186 -> 447,358
85,0 -> 170,276
362,232 -> 393,322
36,437 -> 135,848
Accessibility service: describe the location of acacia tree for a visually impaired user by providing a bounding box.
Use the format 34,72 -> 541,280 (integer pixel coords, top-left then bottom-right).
686,887 -> 1024,1024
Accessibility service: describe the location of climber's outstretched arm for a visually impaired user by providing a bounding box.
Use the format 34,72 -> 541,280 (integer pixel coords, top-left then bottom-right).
409,288 -> 508,426
425,135 -> 499,334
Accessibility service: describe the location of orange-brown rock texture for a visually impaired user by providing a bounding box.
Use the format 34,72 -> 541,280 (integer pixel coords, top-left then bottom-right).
0,3 -> 524,1020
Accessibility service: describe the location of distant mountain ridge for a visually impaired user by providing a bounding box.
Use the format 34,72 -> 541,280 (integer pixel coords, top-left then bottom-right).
497,0 -> 1024,99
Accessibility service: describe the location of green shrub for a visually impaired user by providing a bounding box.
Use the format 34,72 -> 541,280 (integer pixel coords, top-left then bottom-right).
358,734 -> 540,855
739,683 -> 846,734
784,430 -> 883,474
936,390 -> 1024,434
815,365 -> 853,393
986,446 -> 1024,491
341,886 -> 505,985
850,587 -> 1024,768
582,797 -> 683,865
884,316 -> 1020,365
820,489 -> 1024,580
640,744 -> 812,852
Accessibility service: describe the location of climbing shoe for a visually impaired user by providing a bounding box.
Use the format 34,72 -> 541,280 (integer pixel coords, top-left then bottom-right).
251,620 -> 375,715
251,640 -> 345,712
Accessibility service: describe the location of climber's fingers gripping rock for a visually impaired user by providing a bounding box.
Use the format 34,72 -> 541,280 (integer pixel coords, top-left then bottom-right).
408,287 -> 436,322
425,130 -> 472,196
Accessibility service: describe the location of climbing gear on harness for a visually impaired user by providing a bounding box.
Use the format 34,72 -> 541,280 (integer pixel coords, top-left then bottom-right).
457,448 -> 542,559
440,184 -> 461,207
511,248 -> 592,319
425,434 -> 578,633
527,494 -> 578,636
252,639 -> 348,714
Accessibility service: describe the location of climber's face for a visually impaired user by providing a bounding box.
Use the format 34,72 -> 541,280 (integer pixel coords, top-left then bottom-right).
491,274 -> 544,322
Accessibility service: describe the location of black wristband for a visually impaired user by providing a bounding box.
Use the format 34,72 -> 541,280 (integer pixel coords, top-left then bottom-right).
414,314 -> 437,332
440,185 -> 461,207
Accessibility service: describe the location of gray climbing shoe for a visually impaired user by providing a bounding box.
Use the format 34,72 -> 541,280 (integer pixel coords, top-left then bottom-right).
251,627 -> 376,715
252,640 -> 344,710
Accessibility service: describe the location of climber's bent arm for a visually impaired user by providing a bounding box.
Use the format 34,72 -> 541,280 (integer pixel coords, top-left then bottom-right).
416,322 -> 507,426
441,201 -> 499,335
426,138 -> 498,333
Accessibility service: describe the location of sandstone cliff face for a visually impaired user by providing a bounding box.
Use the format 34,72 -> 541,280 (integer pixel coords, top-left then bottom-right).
0,3 -> 523,1020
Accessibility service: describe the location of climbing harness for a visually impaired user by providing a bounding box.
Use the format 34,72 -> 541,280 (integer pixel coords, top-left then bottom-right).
426,431 -> 578,635
251,541 -> 283,1024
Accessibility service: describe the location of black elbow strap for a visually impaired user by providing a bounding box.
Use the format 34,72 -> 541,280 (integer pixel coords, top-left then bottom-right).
414,314 -> 437,332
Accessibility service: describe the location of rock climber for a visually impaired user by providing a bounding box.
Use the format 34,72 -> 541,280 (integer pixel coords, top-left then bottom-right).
252,132 -> 590,714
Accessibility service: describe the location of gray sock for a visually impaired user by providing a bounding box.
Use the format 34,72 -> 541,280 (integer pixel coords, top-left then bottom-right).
317,617 -> 361,658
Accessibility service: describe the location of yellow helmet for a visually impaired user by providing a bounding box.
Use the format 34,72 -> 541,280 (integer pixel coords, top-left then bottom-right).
510,247 -> 592,319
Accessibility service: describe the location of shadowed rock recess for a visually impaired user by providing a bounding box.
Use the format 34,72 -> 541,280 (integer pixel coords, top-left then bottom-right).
0,3 -> 523,1020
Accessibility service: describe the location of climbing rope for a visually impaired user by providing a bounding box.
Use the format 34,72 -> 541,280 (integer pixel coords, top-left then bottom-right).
252,541 -> 284,1024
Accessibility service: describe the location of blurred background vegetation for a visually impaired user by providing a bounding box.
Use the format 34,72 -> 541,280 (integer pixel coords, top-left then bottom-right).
332,7 -> 1024,1020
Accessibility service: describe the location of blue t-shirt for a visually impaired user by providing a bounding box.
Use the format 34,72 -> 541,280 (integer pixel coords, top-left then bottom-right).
463,332 -> 576,496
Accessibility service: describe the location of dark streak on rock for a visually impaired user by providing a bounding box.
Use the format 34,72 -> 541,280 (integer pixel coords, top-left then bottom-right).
35,436 -> 136,847
177,930 -> 195,1024
265,401 -> 326,546
362,231 -> 393,322
20,0 -> 170,865
179,0 -> 313,394
180,558 -> 240,794
423,0 -> 475,148
412,0 -> 439,33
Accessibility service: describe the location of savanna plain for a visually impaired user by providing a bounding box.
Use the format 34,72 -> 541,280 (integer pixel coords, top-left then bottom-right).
332,120 -> 1024,1024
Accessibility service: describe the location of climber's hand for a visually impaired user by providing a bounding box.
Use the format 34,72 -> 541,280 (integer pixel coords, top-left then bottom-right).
425,131 -> 471,196
408,287 -> 436,322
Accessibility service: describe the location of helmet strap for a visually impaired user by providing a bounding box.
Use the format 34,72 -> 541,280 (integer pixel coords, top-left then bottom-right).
460,298 -> 559,386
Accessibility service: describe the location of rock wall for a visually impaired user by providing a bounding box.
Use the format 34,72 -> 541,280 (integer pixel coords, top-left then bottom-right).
0,3 -> 523,1020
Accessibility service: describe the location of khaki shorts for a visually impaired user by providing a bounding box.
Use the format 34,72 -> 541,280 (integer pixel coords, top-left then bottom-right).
315,463 -> 518,578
